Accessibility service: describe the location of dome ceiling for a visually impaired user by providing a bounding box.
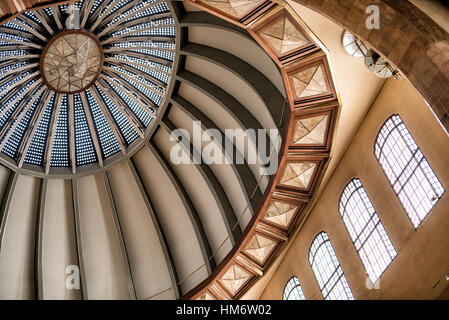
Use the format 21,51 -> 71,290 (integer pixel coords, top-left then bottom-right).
0,0 -> 345,301
0,0 -> 176,175
0,0 -> 445,302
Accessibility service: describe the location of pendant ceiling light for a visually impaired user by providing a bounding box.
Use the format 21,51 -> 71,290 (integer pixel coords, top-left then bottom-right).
0,0 -> 176,175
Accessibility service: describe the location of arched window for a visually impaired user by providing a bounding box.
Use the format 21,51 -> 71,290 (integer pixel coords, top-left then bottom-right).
282,276 -> 306,300
375,115 -> 445,228
339,178 -> 397,283
309,232 -> 354,300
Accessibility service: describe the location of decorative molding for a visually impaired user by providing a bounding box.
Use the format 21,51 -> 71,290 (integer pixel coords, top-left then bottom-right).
181,0 -> 339,300
289,104 -> 338,153
275,156 -> 326,197
260,194 -> 306,234
284,55 -> 337,108
192,0 -> 276,26
250,8 -> 319,65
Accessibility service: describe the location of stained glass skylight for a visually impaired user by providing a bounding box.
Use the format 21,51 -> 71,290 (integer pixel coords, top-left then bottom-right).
0,0 -> 175,174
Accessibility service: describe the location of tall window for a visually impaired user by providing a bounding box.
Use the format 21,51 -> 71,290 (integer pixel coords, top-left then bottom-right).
283,276 -> 306,300
339,178 -> 397,283
375,115 -> 445,228
309,232 -> 354,300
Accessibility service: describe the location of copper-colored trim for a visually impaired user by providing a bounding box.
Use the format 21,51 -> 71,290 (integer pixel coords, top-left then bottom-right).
259,196 -> 307,234
289,106 -> 338,153
180,5 -> 341,293
275,157 -> 326,196
3,0 -> 342,300
239,0 -> 276,25
250,9 -> 319,67
189,0 -> 276,28
185,1 -> 248,28
285,55 -> 337,107
240,230 -> 282,268
39,29 -> 104,95
201,289 -> 220,300
216,261 -> 257,299
209,283 -> 233,300
182,109 -> 294,300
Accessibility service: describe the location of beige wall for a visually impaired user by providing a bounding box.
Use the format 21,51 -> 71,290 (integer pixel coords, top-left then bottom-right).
260,77 -> 449,300
285,0 -> 386,197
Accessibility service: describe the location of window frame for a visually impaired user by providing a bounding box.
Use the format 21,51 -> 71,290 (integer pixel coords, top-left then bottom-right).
282,276 -> 306,300
374,114 -> 445,228
338,178 -> 397,283
308,231 -> 354,300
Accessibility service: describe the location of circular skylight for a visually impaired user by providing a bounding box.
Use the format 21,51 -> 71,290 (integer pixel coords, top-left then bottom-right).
0,0 -> 176,174
341,30 -> 367,58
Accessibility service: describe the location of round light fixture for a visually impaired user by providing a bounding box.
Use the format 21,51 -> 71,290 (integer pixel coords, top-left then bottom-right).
41,30 -> 103,94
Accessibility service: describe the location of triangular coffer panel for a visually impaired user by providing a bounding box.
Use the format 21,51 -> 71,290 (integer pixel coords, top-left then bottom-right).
291,65 -> 328,99
261,15 -> 310,55
294,115 -> 328,145
203,0 -> 265,18
219,264 -> 253,295
244,234 -> 277,263
280,162 -> 316,189
264,201 -> 298,228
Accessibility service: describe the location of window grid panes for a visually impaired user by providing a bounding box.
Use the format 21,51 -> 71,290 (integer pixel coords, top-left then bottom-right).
0,70 -> 30,101
309,232 -> 354,300
74,93 -> 98,166
339,178 -> 397,283
374,114 -> 445,228
110,65 -> 162,105
0,78 -> 35,131
113,53 -> 171,74
282,276 -> 306,300
85,89 -> 121,158
95,84 -> 140,145
107,80 -> 152,126
25,93 -> 55,165
2,87 -> 43,159
50,95 -> 69,166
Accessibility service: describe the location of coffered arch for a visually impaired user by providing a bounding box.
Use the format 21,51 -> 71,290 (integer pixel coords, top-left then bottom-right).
0,0 -> 292,300
289,0 -> 449,135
